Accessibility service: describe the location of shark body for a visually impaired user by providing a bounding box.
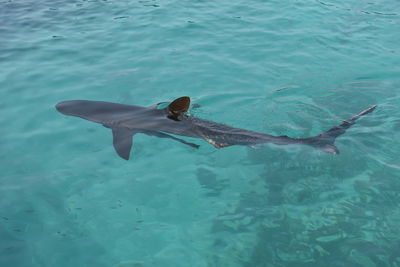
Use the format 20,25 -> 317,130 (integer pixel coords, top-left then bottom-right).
56,96 -> 377,160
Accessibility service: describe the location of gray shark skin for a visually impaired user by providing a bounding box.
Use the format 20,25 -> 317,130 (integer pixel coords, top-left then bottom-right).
55,96 -> 377,160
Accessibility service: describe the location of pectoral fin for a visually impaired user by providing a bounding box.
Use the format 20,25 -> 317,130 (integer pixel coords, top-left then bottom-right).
142,130 -> 200,148
112,128 -> 137,160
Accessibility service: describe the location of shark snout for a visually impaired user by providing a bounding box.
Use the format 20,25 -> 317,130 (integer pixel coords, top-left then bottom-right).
55,100 -> 86,116
55,101 -> 71,115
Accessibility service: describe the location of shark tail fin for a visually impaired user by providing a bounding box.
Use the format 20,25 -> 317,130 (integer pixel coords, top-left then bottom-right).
301,105 -> 377,154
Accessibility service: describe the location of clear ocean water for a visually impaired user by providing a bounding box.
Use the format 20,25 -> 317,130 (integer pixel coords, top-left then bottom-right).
1,0 -> 400,266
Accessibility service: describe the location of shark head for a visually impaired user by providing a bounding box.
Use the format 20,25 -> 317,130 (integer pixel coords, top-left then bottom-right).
166,96 -> 191,121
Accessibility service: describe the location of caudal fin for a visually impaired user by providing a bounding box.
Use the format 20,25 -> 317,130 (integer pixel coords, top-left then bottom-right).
301,105 -> 377,154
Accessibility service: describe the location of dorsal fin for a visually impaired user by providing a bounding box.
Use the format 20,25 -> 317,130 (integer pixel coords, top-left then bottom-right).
167,96 -> 190,121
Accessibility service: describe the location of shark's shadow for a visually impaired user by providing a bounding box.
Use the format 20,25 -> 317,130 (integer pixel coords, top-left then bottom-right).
56,96 -> 377,160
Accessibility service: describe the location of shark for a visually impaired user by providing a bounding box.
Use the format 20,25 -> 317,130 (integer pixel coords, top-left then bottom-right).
55,96 -> 377,160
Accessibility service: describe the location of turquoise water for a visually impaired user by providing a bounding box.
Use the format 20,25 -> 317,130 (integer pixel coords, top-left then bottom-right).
1,0 -> 400,266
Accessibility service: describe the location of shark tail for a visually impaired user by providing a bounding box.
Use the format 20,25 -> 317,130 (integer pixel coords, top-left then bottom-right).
300,105 -> 377,154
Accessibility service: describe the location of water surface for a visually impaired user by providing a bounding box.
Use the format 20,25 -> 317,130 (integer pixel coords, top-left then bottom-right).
1,0 -> 400,266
